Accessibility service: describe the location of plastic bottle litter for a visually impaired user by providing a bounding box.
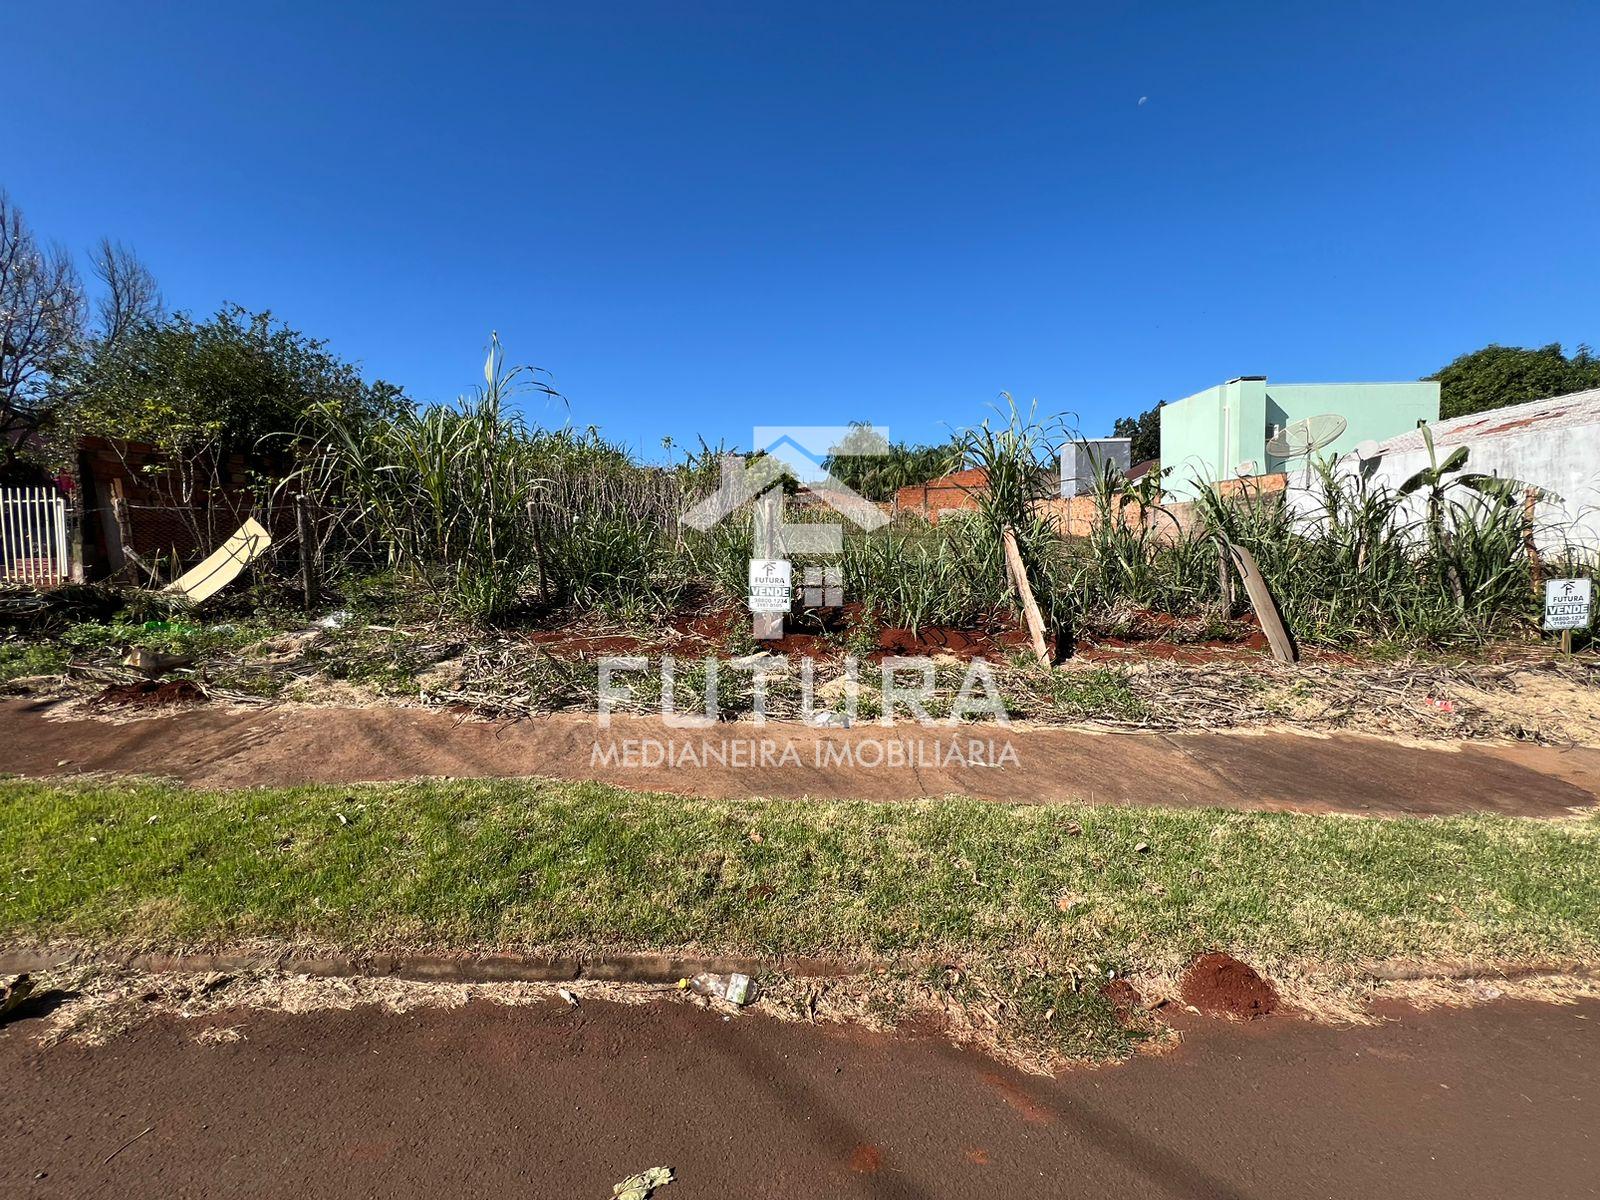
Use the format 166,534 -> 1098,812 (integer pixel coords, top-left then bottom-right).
680,972 -> 755,1006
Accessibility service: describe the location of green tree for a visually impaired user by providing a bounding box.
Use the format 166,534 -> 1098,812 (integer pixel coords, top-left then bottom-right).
1111,401 -> 1162,463
823,420 -> 965,501
61,304 -> 404,461
1428,342 -> 1600,420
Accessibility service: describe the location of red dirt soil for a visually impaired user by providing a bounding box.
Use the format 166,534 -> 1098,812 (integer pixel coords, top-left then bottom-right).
876,623 -> 1031,660
91,679 -> 208,708
1180,952 -> 1279,1020
1100,978 -> 1145,1019
4,702 -> 1598,818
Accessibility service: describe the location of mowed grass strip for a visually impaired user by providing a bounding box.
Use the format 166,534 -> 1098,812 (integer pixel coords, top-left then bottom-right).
3,777 -> 1599,970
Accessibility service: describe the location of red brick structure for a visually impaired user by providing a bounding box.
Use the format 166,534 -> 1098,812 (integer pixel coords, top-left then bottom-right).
893,467 -> 989,521
74,437 -> 288,578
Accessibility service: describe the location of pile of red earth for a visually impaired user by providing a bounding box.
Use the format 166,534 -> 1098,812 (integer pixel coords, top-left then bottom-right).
93,679 -> 207,708
1179,952 -> 1279,1019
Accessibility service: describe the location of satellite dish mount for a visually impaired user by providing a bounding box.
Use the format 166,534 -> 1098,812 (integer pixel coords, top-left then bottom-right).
1266,413 -> 1348,484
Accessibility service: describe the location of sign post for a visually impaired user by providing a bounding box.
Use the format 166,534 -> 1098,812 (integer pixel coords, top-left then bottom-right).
1543,578 -> 1593,657
748,557 -> 791,635
748,489 -> 790,640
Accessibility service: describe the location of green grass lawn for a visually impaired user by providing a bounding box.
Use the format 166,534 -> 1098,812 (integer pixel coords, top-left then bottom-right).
4,776 -> 1598,1060
5,775 -> 1598,963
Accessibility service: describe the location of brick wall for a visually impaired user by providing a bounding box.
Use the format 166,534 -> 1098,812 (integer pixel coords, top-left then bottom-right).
75,437 -> 290,578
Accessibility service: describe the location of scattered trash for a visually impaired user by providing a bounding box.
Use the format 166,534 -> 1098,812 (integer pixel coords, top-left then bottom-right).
1,973 -> 33,1022
163,518 -> 273,603
1055,892 -> 1085,913
809,710 -> 851,728
1424,696 -> 1458,714
317,610 -> 353,630
558,988 -> 579,1006
681,972 -> 755,1006
612,1166 -> 674,1199
1134,841 -> 1151,854
729,650 -> 788,674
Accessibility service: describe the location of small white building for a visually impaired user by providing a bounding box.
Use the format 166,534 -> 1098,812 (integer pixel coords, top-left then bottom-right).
1287,387 -> 1600,556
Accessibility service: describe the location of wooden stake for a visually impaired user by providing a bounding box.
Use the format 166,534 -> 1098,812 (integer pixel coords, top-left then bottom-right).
107,477 -> 134,575
1224,540 -> 1299,665
1561,629 -> 1574,657
1001,525 -> 1051,666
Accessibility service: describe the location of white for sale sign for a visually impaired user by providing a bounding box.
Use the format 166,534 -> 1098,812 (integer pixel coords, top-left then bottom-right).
747,559 -> 792,614
1544,578 -> 1593,631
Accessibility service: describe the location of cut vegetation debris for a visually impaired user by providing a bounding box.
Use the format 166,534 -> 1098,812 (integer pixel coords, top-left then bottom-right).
4,776 -> 1599,1069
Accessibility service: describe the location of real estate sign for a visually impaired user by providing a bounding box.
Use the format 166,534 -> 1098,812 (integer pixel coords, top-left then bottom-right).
748,558 -> 792,614
1544,578 -> 1593,631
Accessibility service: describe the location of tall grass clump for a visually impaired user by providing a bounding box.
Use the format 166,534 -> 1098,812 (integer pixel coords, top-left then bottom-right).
959,396 -> 1081,632
304,337 -> 557,621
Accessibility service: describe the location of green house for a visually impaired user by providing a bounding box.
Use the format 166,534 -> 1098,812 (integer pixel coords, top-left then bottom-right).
1158,376 -> 1440,499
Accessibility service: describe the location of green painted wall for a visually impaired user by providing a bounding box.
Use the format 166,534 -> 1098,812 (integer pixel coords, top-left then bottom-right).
1158,377 -> 1440,498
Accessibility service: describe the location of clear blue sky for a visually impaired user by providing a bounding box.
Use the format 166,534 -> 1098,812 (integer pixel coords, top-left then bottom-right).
6,1 -> 1598,459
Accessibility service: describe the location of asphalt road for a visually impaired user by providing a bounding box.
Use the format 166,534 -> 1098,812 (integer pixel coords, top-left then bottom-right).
3,993 -> 1596,1198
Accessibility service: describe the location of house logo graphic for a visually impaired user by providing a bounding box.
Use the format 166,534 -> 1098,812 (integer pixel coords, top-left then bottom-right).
679,426 -> 890,555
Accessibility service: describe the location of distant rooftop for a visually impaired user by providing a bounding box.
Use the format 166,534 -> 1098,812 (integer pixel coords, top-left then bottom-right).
1369,387 -> 1600,455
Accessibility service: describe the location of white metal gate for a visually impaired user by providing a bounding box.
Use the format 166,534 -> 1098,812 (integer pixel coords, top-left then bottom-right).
0,486 -> 68,587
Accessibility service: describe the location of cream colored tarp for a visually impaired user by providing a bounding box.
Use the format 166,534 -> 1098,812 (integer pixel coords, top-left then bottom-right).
163,518 -> 273,603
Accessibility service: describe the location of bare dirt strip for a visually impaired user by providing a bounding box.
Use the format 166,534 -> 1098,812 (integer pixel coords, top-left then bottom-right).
2,991 -> 1597,1199
1,698 -> 1597,816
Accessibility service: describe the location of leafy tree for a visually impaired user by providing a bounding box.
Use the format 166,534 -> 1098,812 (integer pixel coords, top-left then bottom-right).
1428,343 -> 1600,420
822,420 -> 965,501
55,305 -> 405,551
1111,400 -> 1162,463
62,304 -> 404,461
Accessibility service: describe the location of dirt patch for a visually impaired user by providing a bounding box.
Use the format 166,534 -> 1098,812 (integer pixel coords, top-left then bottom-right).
1180,953 -> 1279,1020
4,702 -> 1598,816
1100,977 -> 1144,1019
92,680 -> 207,708
876,623 -> 1030,660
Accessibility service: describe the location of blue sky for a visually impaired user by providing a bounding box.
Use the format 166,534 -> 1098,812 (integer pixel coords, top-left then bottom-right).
6,1 -> 1598,460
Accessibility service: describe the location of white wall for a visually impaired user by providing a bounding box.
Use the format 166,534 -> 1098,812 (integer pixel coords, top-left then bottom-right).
1287,408 -> 1600,558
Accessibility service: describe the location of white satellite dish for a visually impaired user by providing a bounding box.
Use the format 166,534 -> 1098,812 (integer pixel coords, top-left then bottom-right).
1235,459 -> 1259,476
1353,439 -> 1381,461
1267,413 -> 1348,460
1266,413 -> 1348,485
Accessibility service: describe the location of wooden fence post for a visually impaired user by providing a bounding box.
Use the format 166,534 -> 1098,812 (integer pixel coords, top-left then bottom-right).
295,493 -> 320,613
